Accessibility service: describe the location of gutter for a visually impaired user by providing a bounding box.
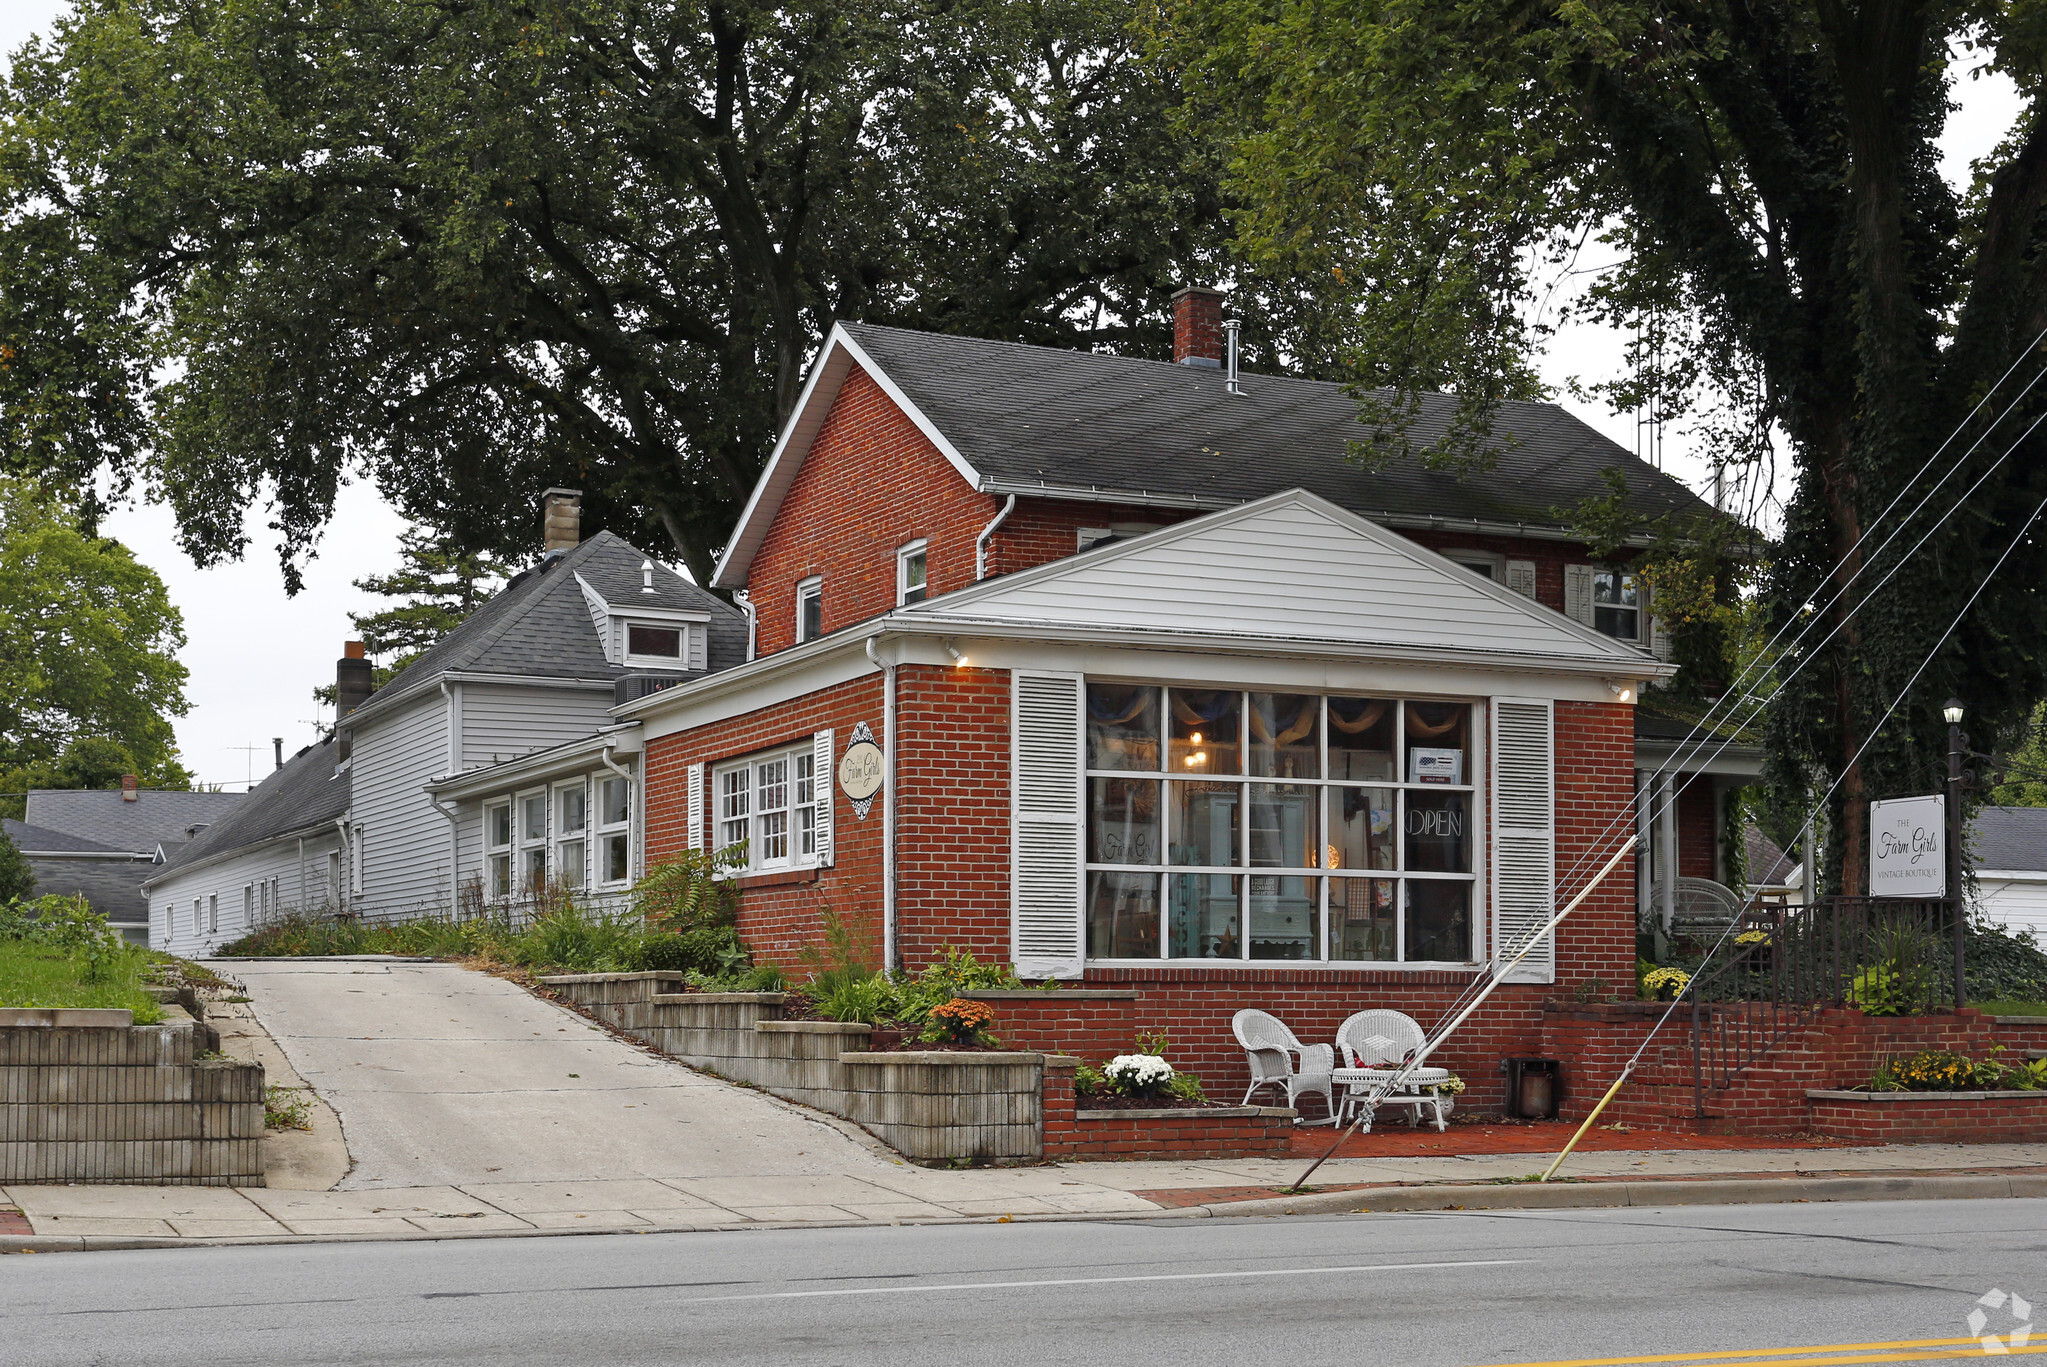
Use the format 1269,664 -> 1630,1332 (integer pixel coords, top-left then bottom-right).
139,820 -> 347,893
865,636 -> 899,973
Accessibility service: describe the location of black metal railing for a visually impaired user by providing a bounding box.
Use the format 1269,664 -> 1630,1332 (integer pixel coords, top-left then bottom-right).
1686,896 -> 1954,1115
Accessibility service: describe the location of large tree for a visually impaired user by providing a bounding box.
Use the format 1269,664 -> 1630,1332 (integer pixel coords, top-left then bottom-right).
1170,0 -> 2047,892
0,0 -> 1333,586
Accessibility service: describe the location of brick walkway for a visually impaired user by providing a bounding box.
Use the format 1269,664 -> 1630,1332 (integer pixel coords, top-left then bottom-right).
0,1207 -> 30,1235
1283,1120 -> 1847,1159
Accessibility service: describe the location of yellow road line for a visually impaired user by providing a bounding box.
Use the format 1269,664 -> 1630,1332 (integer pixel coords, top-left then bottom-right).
1469,1338 -> 2042,1367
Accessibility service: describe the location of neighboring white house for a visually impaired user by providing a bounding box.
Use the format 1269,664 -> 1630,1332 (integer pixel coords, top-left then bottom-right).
144,492 -> 747,954
1971,805 -> 2047,942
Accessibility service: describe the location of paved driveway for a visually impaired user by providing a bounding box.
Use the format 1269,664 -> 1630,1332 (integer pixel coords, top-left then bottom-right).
224,959 -> 907,1190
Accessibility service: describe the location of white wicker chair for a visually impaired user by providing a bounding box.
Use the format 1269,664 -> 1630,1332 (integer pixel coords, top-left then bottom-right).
1334,1009 -> 1455,1132
1231,1009 -> 1336,1125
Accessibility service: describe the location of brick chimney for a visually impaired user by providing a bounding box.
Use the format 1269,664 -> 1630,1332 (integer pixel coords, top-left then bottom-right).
542,488 -> 583,554
335,641 -> 373,761
121,773 -> 138,803
1171,286 -> 1224,368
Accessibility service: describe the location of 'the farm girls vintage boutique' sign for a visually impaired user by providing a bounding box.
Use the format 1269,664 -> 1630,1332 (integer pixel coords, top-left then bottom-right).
1868,794 -> 1946,898
838,721 -> 885,818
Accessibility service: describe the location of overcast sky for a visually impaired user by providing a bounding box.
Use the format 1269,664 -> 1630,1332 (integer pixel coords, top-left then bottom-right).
0,1 -> 2028,788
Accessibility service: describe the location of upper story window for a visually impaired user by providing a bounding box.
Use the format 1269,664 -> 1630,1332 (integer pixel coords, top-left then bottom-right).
1593,569 -> 1640,641
717,743 -> 821,873
1443,550 -> 1501,580
1082,684 -> 1477,966
796,577 -> 823,643
625,623 -> 684,665
898,540 -> 928,606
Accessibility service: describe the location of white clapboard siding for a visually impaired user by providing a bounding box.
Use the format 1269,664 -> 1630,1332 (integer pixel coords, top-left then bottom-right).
1012,671 -> 1085,979
1505,560 -> 1538,599
1977,876 -> 2047,942
1491,697 -> 1556,984
813,729 -> 835,866
351,693 -> 456,920
147,830 -> 345,957
687,763 -> 705,852
1563,564 -> 1595,629
919,496 -> 1626,660
459,683 -> 617,769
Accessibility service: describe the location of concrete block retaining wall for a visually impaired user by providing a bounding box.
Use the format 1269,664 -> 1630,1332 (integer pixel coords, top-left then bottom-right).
0,1008 -> 266,1186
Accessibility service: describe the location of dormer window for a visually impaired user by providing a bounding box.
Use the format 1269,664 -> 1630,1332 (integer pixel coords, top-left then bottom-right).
898,540 -> 928,606
625,623 -> 683,664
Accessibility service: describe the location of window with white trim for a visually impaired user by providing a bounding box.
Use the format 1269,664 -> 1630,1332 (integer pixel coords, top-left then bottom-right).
1082,684 -> 1478,964
1442,549 -> 1502,580
1592,569 -> 1640,641
897,540 -> 928,605
795,577 -> 823,642
519,789 -> 548,895
485,801 -> 514,899
624,622 -> 685,666
598,776 -> 632,885
716,744 -> 822,873
555,779 -> 588,890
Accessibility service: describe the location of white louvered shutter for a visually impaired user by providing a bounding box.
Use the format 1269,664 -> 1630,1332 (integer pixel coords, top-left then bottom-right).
1505,560 -> 1537,599
813,729 -> 835,866
1491,698 -> 1556,984
1563,563 -> 1595,627
687,762 -> 705,852
1011,671 -> 1085,979
1646,585 -> 1675,661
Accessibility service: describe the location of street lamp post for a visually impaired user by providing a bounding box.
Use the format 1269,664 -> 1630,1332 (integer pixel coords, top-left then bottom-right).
1943,698 -> 1967,1010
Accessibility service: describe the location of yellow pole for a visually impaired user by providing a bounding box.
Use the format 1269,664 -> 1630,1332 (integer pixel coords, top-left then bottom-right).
1538,1061 -> 1633,1182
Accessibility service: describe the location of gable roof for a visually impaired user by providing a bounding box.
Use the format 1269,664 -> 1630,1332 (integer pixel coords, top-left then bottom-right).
21,788 -> 246,854
21,856 -> 154,924
899,487 -> 1665,668
145,738 -> 352,885
3,819 -> 122,855
715,322 -> 1714,587
353,531 -> 746,723
1971,806 -> 2047,872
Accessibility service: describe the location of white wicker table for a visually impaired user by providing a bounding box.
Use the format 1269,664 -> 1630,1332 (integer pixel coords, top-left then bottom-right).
1332,1066 -> 1455,1132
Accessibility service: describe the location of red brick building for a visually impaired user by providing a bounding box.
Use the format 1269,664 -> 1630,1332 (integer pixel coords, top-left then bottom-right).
613,294 -> 1752,1106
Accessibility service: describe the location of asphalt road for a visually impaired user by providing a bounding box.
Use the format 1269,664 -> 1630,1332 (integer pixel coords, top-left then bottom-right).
7,1199 -> 2045,1366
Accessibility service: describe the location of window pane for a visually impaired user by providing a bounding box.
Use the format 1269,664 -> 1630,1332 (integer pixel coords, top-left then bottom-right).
1593,570 -> 1636,606
1168,689 -> 1240,774
559,786 -> 587,834
489,806 -> 512,848
757,758 -> 788,813
720,769 -> 749,817
1167,780 -> 1240,867
901,549 -> 926,604
1404,702 -> 1468,784
627,624 -> 682,658
1248,783 -> 1317,869
1166,873 -> 1240,959
1330,877 -> 1396,961
799,586 -> 822,641
1248,875 -> 1318,960
1249,693 -> 1320,778
1405,881 -> 1472,962
1088,776 -> 1160,865
1328,786 -> 1396,872
794,753 -> 813,806
603,834 -> 629,883
1086,683 -> 1159,771
523,848 -> 547,894
600,778 -> 630,826
1404,791 -> 1472,872
1595,604 -> 1638,640
1328,697 -> 1396,780
1086,871 -> 1159,958
759,810 -> 788,861
558,839 -> 585,888
522,795 -> 547,841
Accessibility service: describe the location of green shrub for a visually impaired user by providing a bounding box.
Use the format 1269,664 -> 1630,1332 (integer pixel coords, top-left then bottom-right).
1967,921 -> 2047,1003
625,925 -> 751,976
633,845 -> 745,931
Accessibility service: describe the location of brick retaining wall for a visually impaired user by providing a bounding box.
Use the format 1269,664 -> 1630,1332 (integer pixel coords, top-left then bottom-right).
0,1008 -> 266,1186
1806,1090 -> 2047,1143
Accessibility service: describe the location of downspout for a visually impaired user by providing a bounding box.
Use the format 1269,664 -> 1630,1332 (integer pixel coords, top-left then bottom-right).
736,589 -> 757,661
975,494 -> 1017,581
600,742 -> 636,886
865,635 -> 899,972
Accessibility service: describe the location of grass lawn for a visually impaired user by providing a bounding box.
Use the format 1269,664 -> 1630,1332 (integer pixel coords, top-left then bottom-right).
1972,999 -> 2047,1017
0,940 -> 165,1022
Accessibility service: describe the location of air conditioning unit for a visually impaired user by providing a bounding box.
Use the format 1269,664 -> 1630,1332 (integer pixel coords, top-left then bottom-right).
614,672 -> 685,707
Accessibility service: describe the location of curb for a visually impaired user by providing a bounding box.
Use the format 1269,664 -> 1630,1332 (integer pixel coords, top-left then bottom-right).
1190,1171 -> 2047,1218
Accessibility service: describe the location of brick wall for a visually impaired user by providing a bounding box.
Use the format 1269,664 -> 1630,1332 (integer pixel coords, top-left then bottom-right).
644,674 -> 889,970
896,664 -> 1013,966
1807,1091 -> 2047,1143
1677,778 -> 1717,880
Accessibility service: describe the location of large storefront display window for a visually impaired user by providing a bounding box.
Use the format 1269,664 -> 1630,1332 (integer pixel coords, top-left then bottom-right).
1083,684 -> 1479,963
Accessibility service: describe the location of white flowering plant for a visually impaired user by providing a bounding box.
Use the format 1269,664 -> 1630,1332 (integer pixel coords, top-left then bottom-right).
1104,1053 -> 1176,1096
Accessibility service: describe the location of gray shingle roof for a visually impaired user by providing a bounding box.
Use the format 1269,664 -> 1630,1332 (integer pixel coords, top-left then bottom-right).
22,855 -> 154,925
1971,806 -> 2047,871
3,819 -> 120,854
1745,825 -> 1799,886
840,323 -> 1709,529
21,789 -> 247,854
364,531 -> 744,716
153,738 -> 352,878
